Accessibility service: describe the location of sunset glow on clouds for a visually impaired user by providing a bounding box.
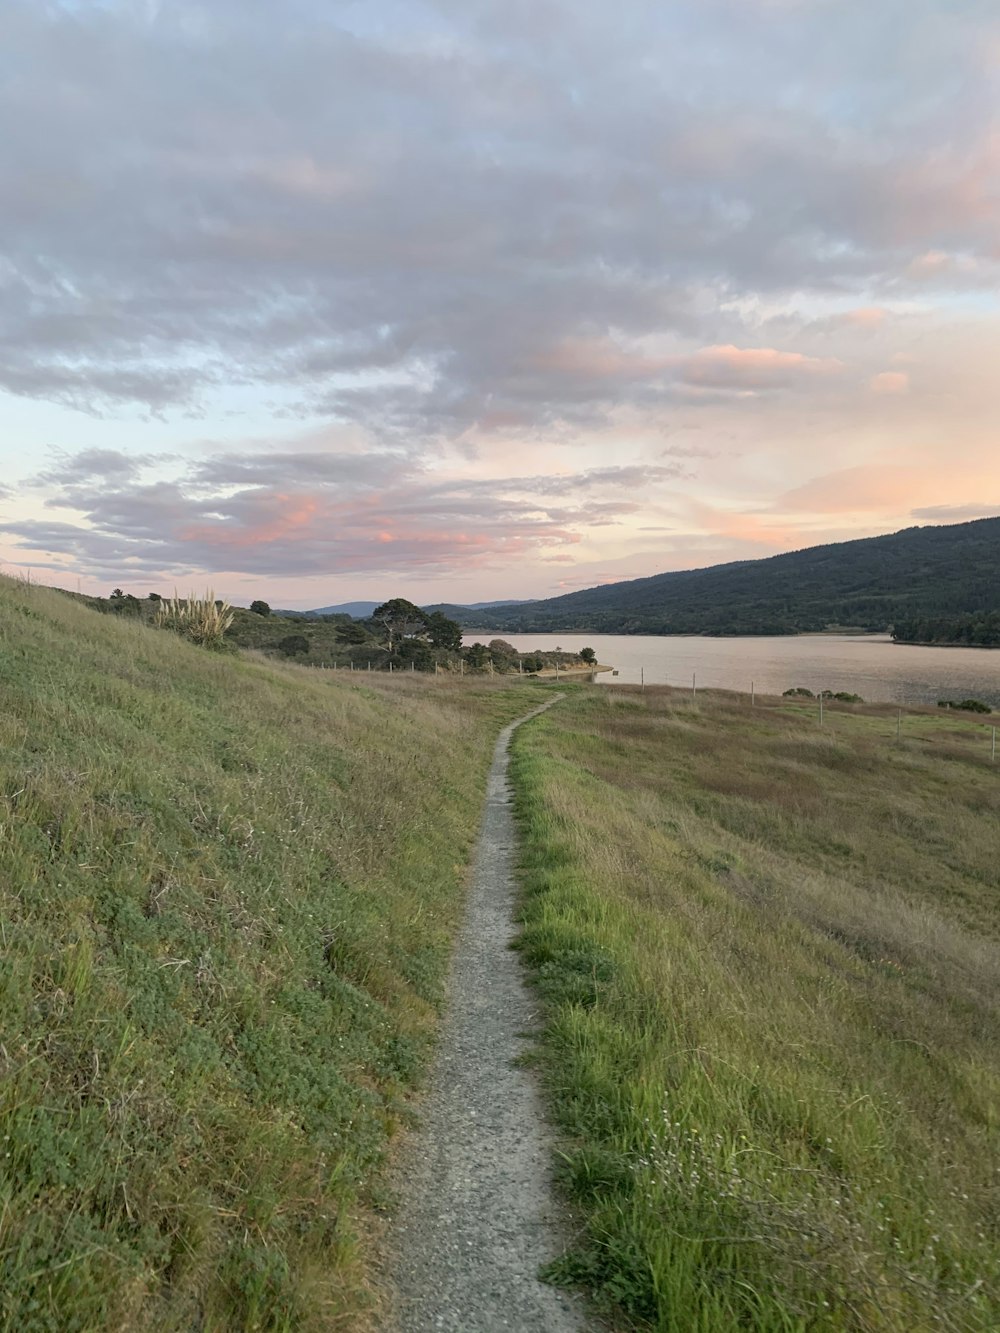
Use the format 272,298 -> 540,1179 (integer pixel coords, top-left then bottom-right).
0,0 -> 997,607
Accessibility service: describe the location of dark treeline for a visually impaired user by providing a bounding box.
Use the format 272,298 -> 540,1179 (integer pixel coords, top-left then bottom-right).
892,610 -> 1000,647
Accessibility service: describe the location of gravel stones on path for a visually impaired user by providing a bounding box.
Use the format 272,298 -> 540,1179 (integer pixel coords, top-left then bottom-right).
383,697 -> 592,1333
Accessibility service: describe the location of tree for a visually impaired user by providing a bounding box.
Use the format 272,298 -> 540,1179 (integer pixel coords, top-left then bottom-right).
250,600 -> 271,617
110,588 -> 124,599
579,646 -> 597,664
371,598 -> 429,653
277,634 -> 310,657
336,621 -> 371,645
427,610 -> 462,651
464,642 -> 489,669
397,638 -> 434,670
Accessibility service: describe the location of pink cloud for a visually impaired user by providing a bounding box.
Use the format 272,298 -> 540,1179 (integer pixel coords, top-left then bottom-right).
843,307 -> 888,328
691,501 -> 795,547
907,250 -> 952,277
679,344 -> 843,389
775,465 -> 942,515
869,371 -> 909,395
180,493 -> 321,548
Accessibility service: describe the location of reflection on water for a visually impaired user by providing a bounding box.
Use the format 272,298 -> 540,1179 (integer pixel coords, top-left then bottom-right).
462,632 -> 1000,707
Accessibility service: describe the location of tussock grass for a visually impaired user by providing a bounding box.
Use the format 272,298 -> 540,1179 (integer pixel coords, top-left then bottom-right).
153,589 -> 235,647
0,576 -> 537,1330
512,686 -> 1000,1331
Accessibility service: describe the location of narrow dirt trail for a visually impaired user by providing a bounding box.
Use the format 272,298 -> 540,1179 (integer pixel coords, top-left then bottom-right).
382,696 -> 592,1333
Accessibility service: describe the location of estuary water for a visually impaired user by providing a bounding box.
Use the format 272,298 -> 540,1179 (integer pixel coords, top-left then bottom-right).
462,632 -> 1000,708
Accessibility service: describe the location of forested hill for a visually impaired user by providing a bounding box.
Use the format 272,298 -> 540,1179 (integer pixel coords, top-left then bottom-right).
446,517 -> 1000,636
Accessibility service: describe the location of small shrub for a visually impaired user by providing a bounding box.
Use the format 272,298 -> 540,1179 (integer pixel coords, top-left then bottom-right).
249,600 -> 271,617
783,687 -> 814,697
938,698 -> 992,714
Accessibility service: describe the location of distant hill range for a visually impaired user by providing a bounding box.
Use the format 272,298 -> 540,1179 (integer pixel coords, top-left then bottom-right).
436,518 -> 1000,636
292,599 -> 537,620
300,601 -> 381,619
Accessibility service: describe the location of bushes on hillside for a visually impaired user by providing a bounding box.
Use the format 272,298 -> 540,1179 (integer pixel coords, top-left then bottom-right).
277,634 -> 310,657
783,688 -> 865,703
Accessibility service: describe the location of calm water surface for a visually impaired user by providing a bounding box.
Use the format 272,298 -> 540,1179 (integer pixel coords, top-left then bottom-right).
463,632 -> 1000,708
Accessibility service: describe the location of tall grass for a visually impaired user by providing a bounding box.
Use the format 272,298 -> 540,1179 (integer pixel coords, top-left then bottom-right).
512,687 -> 1000,1331
0,575 -> 537,1330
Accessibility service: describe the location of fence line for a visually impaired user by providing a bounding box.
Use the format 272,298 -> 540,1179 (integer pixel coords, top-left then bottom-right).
606,671 -> 997,763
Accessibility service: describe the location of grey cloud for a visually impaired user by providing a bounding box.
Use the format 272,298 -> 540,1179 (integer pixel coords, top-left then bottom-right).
191,450 -> 419,490
33,449 -> 158,486
0,0 -> 994,433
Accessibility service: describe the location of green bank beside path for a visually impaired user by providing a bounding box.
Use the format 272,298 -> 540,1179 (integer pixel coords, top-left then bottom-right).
0,576 -> 544,1330
511,686 -> 1000,1331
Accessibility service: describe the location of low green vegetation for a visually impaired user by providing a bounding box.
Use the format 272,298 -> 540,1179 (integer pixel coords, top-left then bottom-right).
512,686 -> 1000,1330
783,688 -> 865,703
0,575 -> 539,1330
94,587 -> 593,675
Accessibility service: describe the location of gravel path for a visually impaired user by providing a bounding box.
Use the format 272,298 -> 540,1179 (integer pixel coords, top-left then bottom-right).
383,696 -> 591,1333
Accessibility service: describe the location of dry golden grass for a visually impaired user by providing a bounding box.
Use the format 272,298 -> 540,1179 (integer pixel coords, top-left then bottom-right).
512,685 -> 1000,1331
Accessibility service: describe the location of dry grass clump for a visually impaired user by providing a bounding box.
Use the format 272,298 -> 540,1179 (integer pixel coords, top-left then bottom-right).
512,685 -> 1000,1331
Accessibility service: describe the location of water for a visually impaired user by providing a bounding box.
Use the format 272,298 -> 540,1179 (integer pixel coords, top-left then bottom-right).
462,632 -> 1000,708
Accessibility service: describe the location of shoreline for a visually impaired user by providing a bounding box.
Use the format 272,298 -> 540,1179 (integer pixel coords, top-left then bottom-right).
527,663 -> 613,679
892,639 -> 1000,650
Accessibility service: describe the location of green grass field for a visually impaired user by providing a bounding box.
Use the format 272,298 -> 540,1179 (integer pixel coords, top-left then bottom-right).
0,575 -> 539,1330
512,686 -> 1000,1331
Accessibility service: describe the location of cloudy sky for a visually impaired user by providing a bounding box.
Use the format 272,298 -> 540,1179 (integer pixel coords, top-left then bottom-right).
1,0 -> 997,608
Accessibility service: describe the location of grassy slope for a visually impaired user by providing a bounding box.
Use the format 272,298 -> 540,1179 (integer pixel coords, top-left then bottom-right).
512,687 -> 999,1331
0,576 -> 537,1331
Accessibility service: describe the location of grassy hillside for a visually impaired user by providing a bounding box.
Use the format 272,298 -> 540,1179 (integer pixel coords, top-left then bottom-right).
461,517 -> 1000,635
512,687 -> 1000,1330
0,576 -> 537,1330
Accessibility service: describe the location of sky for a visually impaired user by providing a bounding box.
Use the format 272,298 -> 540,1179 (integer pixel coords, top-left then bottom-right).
0,0 -> 998,610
